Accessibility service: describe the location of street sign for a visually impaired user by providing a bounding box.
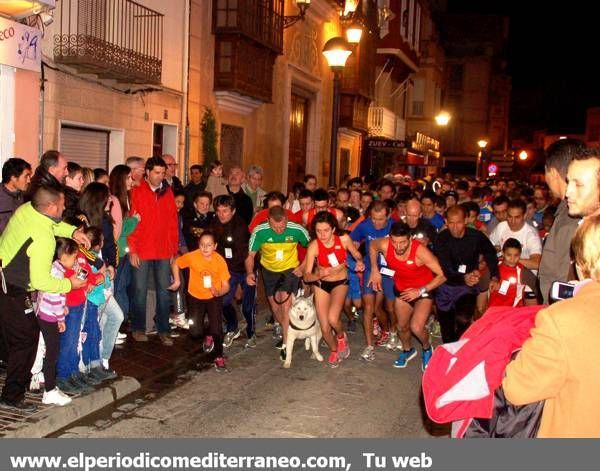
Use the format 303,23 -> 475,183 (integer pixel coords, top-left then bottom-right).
367,139 -> 406,149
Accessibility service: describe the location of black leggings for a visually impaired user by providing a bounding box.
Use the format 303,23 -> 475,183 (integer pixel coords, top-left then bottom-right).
38,318 -> 60,392
437,293 -> 477,343
188,296 -> 224,358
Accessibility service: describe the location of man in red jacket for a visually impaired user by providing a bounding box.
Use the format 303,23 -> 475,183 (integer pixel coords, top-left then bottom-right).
128,157 -> 179,345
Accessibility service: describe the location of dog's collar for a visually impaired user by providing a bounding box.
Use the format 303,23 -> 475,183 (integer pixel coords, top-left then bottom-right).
289,319 -> 316,331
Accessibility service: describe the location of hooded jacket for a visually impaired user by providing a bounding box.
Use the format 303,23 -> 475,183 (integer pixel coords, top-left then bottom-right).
128,179 -> 178,260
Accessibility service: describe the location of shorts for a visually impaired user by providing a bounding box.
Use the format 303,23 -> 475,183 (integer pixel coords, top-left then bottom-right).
347,271 -> 362,301
314,278 -> 349,294
261,267 -> 300,297
393,287 -> 431,306
363,268 -> 395,301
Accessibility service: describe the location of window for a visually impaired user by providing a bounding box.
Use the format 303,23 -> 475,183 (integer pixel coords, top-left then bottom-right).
400,0 -> 408,41
219,41 -> 233,74
414,3 -> 421,51
407,0 -> 415,46
216,0 -> 238,28
411,78 -> 425,116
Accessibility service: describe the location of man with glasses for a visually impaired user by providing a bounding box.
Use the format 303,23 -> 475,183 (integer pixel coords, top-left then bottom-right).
162,154 -> 184,193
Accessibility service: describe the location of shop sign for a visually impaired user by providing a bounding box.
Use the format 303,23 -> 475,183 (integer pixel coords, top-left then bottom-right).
0,17 -> 41,72
367,139 -> 406,149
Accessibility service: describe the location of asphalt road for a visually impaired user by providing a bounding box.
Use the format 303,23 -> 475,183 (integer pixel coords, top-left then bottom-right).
57,326 -> 442,438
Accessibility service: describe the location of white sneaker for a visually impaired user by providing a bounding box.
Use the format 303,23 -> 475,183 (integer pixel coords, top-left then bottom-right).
117,332 -> 127,340
172,314 -> 189,330
42,387 -> 72,406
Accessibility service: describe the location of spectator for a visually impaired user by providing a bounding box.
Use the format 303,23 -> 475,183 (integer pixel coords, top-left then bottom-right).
94,168 -> 109,186
182,191 -> 215,251
63,162 -> 85,223
226,166 -> 253,225
0,186 -> 88,411
184,164 -> 205,210
538,139 -> 584,303
125,156 -> 145,187
162,154 -> 184,193
0,158 -> 31,234
503,214 -> 600,437
304,174 -> 317,192
242,165 -> 267,214
128,157 -> 179,346
26,150 -> 68,200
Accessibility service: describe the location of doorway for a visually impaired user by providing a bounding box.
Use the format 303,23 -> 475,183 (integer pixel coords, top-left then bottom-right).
288,92 -> 309,190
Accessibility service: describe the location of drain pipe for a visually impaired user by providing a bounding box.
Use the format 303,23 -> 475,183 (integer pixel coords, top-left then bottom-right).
181,0 -> 191,184
38,62 -> 46,159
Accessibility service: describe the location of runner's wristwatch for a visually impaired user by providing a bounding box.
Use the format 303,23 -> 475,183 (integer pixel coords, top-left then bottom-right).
419,286 -> 428,297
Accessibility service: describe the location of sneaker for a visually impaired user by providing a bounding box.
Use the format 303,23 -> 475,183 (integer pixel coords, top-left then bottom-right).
0,399 -> 37,412
375,330 -> 390,347
394,348 -> 417,368
327,351 -> 340,368
132,331 -> 148,342
360,345 -> 375,362
115,338 -> 125,345
117,332 -> 127,340
203,335 -> 214,353
428,319 -> 441,338
385,332 -> 399,351
421,346 -> 434,372
42,388 -> 72,406
347,319 -> 356,334
245,335 -> 257,348
223,328 -> 241,348
57,378 -> 86,395
372,318 -> 381,337
279,346 -> 287,361
89,366 -> 118,381
272,323 -> 282,340
214,357 -> 228,372
173,313 -> 189,330
159,333 -> 174,346
76,372 -> 102,386
337,334 -> 350,360
274,338 -> 284,350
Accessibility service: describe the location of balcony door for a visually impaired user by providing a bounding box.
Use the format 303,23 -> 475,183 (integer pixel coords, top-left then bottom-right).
288,92 -> 309,191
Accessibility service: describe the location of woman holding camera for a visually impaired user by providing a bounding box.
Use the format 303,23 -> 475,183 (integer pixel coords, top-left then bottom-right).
503,214 -> 600,437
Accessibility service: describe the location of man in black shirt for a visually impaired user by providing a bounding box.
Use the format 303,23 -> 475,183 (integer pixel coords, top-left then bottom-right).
433,205 -> 499,343
226,166 -> 253,225
209,195 -> 257,348
183,164 -> 205,211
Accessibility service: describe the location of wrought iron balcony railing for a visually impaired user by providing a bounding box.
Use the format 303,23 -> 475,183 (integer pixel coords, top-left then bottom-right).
368,106 -> 405,140
54,0 -> 163,84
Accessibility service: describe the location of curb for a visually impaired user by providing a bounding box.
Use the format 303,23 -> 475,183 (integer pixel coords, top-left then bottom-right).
2,376 -> 140,438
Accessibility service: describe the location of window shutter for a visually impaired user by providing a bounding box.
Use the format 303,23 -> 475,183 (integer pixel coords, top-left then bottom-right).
60,126 -> 110,170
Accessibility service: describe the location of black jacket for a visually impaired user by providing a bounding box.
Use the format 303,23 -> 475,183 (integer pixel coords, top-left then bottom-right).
0,185 -> 23,235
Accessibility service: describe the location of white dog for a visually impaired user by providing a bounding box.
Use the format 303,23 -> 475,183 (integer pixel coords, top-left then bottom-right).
283,294 -> 323,368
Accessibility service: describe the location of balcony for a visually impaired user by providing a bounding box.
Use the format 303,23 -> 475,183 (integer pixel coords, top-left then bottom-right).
53,0 -> 163,85
368,106 -> 405,140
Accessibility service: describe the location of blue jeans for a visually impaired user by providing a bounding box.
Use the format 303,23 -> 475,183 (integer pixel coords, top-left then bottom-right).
222,271 -> 257,338
81,302 -> 101,369
114,256 -> 132,321
57,303 -> 84,380
131,258 -> 171,334
99,296 -> 124,361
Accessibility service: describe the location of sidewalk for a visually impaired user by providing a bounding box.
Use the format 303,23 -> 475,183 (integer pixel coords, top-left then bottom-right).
0,310 -> 271,438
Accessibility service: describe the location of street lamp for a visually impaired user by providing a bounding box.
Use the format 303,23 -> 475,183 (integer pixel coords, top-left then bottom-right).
345,20 -> 363,45
519,150 -> 528,161
284,0 -> 311,28
435,111 -> 451,126
322,37 -> 352,187
477,140 -> 488,179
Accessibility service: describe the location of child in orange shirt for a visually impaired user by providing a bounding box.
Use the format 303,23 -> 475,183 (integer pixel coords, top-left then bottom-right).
169,231 -> 230,371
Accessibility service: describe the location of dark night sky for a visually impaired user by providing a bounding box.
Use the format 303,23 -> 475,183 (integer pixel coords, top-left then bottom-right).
447,1 -> 600,139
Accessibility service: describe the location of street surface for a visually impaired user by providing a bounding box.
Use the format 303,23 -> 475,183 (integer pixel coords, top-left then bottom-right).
56,325 -> 441,438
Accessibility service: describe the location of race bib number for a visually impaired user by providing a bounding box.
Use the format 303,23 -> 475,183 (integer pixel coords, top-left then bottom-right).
224,248 -> 233,259
203,275 -> 212,289
458,264 -> 467,274
327,253 -> 340,267
380,267 -> 395,277
498,280 -> 510,295
275,250 -> 284,261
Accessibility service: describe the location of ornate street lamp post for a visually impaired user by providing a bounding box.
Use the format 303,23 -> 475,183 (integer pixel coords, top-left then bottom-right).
322,37 -> 352,187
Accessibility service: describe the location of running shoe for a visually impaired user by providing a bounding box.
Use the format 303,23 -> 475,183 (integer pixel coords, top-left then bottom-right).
375,330 -> 390,347
360,345 -> 375,362
274,339 -> 284,350
245,335 -> 257,348
172,314 -> 190,330
337,334 -> 350,360
421,346 -> 434,372
272,323 -> 282,340
203,335 -> 214,353
327,351 -> 340,368
394,348 -> 417,368
385,332 -> 399,351
279,346 -> 287,361
214,357 -> 228,372
372,318 -> 381,337
223,328 -> 241,348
